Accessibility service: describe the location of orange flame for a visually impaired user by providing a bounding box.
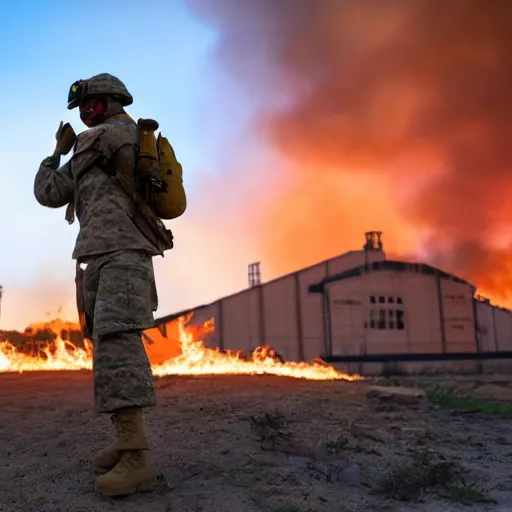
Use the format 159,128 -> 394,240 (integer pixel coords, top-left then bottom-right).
0,314 -> 360,381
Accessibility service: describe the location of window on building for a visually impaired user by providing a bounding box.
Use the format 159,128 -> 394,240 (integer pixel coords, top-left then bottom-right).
387,297 -> 394,303
370,295 -> 376,303
368,308 -> 404,330
397,297 -> 403,304
370,309 -> 377,329
396,310 -> 405,329
378,296 -> 385,303
378,309 -> 386,329
388,309 -> 395,329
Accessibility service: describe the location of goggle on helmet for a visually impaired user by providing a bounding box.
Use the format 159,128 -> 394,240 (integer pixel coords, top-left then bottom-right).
67,80 -> 88,110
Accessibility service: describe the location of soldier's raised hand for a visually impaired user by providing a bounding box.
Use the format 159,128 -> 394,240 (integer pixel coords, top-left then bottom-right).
55,121 -> 64,141
54,121 -> 77,157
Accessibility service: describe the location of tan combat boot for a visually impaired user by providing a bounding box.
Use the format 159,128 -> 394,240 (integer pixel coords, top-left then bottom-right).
94,407 -> 155,497
94,407 -> 148,472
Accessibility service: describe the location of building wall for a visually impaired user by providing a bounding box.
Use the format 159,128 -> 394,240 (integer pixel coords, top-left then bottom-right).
326,271 -> 438,356
261,275 -> 298,360
175,250 -> 488,370
494,307 -> 512,351
192,249 -> 385,361
440,279 -> 476,353
325,270 -> 477,357
218,288 -> 260,353
156,244 -> 512,376
294,249 -> 386,360
297,263 -> 329,361
473,300 -> 512,373
326,276 -> 366,356
475,299 -> 497,352
475,299 -> 512,352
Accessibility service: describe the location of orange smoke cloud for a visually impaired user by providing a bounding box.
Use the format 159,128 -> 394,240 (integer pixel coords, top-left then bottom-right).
189,0 -> 512,303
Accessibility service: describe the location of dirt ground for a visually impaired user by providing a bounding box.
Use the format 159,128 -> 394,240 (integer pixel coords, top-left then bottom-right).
1,371 -> 512,512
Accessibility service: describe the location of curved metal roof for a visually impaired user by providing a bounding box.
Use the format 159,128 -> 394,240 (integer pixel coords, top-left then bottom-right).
308,259 -> 474,294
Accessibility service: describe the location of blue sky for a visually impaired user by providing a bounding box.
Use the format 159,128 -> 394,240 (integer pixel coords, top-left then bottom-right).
0,0 -> 265,328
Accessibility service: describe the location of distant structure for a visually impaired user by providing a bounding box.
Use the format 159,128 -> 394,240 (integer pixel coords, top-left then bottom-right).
363,231 -> 383,251
158,230 -> 512,374
248,262 -> 262,287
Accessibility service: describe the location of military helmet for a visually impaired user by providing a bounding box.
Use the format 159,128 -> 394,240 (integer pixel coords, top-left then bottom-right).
67,73 -> 133,110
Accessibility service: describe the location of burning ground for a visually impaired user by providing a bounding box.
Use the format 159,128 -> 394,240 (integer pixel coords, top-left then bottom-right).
0,315 -> 353,380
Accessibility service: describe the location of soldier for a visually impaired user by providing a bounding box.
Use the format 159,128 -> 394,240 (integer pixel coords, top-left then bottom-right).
33,73 -> 174,497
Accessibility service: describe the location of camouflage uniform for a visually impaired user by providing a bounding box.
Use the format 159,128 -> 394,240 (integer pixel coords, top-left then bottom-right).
34,73 -> 176,497
83,250 -> 157,412
34,81 -> 170,413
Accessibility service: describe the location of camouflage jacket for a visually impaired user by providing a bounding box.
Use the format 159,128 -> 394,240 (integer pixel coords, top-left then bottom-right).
34,115 -> 174,261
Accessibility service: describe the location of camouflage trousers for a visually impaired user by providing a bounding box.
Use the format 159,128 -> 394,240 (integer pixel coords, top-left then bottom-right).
78,249 -> 158,413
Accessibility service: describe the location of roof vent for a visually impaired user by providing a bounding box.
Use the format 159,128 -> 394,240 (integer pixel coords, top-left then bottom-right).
363,231 -> 383,251
248,262 -> 261,287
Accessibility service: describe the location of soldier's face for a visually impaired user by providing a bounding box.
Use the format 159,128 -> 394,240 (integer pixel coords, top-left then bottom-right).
79,98 -> 107,128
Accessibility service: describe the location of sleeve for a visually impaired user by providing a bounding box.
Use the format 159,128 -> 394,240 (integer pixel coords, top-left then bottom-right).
33,155 -> 74,208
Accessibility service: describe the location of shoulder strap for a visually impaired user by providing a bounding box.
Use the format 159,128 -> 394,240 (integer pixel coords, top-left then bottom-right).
112,148 -> 174,253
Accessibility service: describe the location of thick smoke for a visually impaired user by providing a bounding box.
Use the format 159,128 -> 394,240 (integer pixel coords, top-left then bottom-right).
189,0 -> 512,300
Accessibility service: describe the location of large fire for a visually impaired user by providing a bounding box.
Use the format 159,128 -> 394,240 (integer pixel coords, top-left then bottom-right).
0,314 -> 359,381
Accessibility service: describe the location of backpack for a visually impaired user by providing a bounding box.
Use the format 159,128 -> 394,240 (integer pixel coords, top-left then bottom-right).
136,118 -> 187,220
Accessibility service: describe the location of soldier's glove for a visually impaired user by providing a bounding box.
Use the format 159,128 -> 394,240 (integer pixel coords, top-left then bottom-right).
54,121 -> 77,157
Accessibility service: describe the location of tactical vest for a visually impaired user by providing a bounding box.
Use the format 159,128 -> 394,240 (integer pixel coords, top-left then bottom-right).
66,117 -> 174,255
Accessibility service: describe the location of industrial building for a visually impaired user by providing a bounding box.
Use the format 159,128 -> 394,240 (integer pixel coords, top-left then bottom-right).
157,232 -> 512,373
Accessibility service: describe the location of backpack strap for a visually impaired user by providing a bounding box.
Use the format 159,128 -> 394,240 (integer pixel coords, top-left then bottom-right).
110,146 -> 174,253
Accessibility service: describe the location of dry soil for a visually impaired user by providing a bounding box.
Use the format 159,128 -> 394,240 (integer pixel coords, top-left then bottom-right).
1,371 -> 512,512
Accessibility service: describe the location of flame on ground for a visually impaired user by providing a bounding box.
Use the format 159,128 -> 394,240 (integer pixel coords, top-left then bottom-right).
0,314 -> 360,381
